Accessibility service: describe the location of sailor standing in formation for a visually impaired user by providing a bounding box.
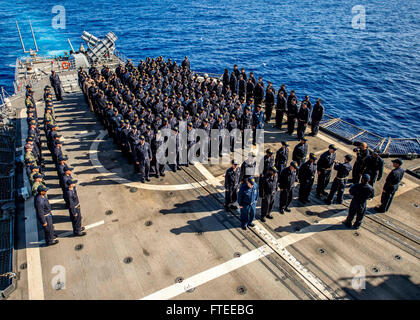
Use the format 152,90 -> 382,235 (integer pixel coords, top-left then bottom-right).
298,153 -> 317,204
34,185 -> 59,246
259,167 -> 278,222
26,85 -> 87,246
238,177 -> 259,230
75,57 -> 406,232
278,161 -> 298,214
50,70 -> 63,101
66,179 -> 86,237
224,160 -> 241,209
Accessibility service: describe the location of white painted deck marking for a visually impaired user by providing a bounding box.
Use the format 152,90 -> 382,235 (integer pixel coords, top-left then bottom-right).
21,107 -> 45,300
141,245 -> 273,300
49,198 -> 65,204
141,210 -> 347,300
193,161 -> 335,299
29,220 -> 105,245
88,130 -> 211,191
143,154 -> 418,300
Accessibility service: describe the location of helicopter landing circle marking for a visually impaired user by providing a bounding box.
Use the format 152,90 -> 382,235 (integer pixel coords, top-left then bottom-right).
89,130 -> 209,191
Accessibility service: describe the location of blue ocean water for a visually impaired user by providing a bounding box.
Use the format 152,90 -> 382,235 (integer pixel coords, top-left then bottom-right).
0,0 -> 419,138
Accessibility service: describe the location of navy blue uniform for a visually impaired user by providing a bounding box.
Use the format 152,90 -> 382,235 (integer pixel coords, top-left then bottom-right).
238,183 -> 259,228
353,149 -> 371,184
151,136 -> 166,176
344,182 -> 374,228
252,110 -> 264,145
298,160 -> 317,202
326,162 -> 353,204
224,167 -> 241,207
292,143 -> 308,168
262,155 -> 274,176
296,107 -> 310,139
134,142 -> 152,181
265,90 -> 275,122
275,94 -> 287,128
363,155 -> 384,186
62,174 -> 73,207
260,173 -> 278,218
50,73 -> 63,100
34,194 -> 56,245
316,151 -> 336,196
66,188 -> 82,234
278,167 -> 297,211
240,160 -> 256,182
287,102 -> 298,135
275,147 -> 289,174
379,167 -> 404,212
311,102 -> 324,136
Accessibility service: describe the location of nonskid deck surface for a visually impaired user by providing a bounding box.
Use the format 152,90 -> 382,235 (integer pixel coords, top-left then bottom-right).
10,87 -> 420,300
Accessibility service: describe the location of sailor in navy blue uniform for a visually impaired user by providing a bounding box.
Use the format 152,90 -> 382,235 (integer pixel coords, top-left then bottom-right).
363,149 -> 384,187
238,177 -> 259,230
181,56 -> 190,70
252,104 -> 264,145
292,138 -> 308,168
240,152 -> 256,183
316,144 -> 337,197
275,90 -> 287,129
224,160 -> 241,209
151,130 -> 166,177
343,174 -> 374,229
310,99 -> 324,136
66,179 -> 86,237
34,185 -> 59,246
287,97 -> 298,135
62,165 -> 74,208
325,154 -> 353,204
261,148 -> 275,177
352,142 -> 371,184
296,102 -> 310,140
298,153 -> 317,203
227,114 -> 238,152
375,158 -> 405,213
240,106 -> 252,148
260,166 -> 278,222
50,70 -> 63,101
52,139 -> 64,167
278,161 -> 298,214
134,135 -> 153,182
275,141 -> 289,174
264,87 -> 275,122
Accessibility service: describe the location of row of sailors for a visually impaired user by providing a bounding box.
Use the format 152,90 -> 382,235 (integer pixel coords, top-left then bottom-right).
84,57 -> 403,215
24,85 -> 86,247
225,143 -> 405,229
81,58 -> 324,146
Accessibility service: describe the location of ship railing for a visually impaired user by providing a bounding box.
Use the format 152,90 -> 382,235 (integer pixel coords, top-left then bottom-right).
0,124 -> 16,299
319,116 -> 419,158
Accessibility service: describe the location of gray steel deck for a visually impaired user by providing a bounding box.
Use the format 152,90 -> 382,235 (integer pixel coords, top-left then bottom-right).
7,83 -> 420,300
